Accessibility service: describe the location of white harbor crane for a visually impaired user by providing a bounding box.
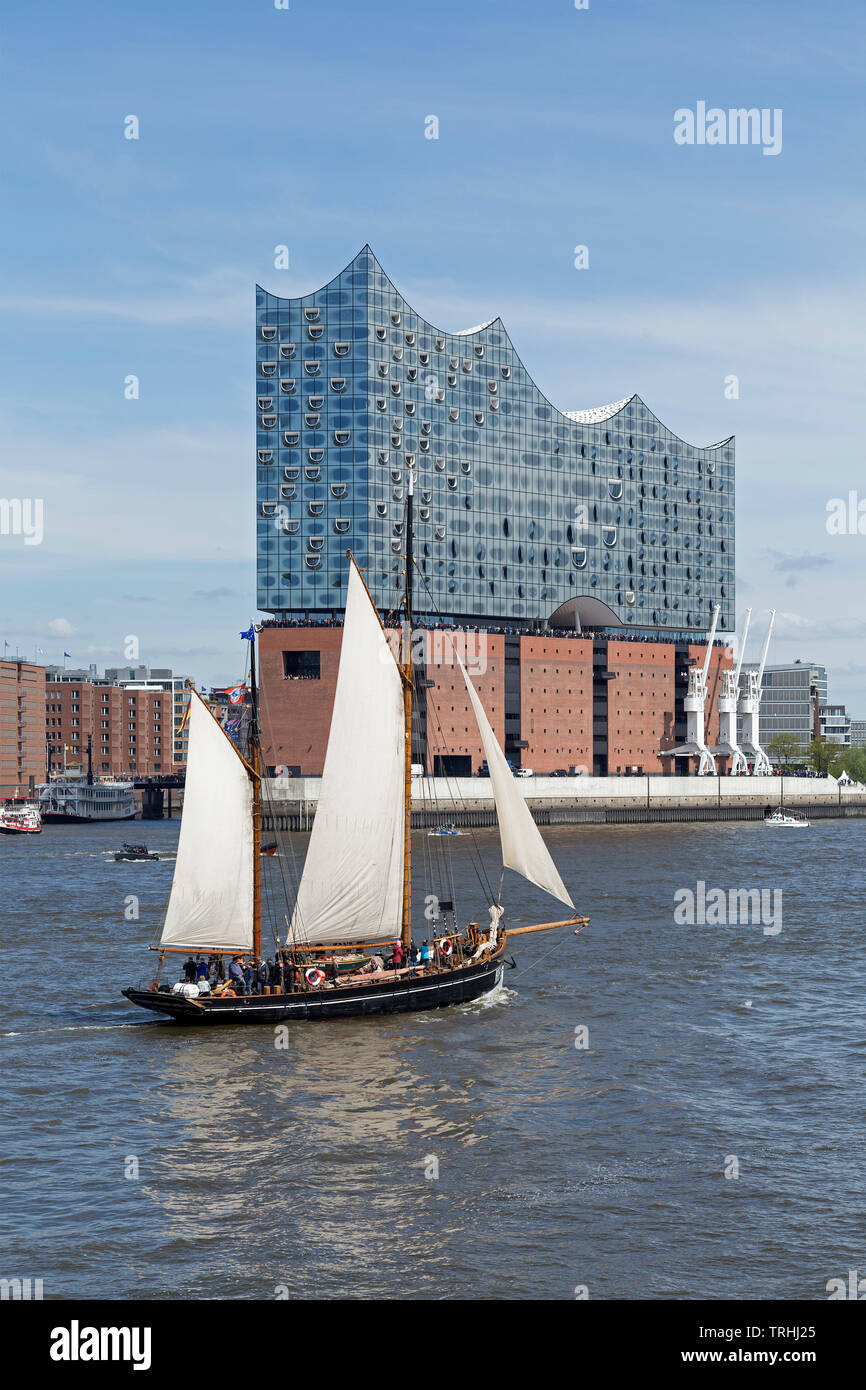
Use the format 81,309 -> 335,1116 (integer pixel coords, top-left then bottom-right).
662,603 -> 721,775
713,607 -> 751,774
739,609 -> 776,776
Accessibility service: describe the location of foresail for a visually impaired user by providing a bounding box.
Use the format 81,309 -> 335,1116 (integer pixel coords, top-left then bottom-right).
159,692 -> 255,952
455,651 -> 575,911
290,563 -> 405,945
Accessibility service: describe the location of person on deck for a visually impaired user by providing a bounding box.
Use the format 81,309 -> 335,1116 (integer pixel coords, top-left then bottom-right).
391,940 -> 404,970
243,960 -> 255,995
420,940 -> 432,969
228,956 -> 245,994
257,958 -> 269,993
183,956 -> 197,983
195,957 -> 208,981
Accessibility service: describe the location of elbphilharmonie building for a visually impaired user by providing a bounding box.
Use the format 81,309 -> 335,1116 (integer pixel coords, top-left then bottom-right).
256,246 -> 734,636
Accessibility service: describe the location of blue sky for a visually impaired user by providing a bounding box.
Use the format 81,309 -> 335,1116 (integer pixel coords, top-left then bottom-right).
1,0 -> 864,706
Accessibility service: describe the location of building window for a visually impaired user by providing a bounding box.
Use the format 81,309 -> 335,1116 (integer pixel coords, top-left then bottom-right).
283,650 -> 321,680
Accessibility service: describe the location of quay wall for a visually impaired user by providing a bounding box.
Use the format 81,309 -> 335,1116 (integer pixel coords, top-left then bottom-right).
261,775 -> 866,832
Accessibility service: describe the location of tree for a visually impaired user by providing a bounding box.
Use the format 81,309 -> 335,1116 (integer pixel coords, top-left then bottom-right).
808,737 -> 843,776
836,747 -> 866,784
767,733 -> 805,770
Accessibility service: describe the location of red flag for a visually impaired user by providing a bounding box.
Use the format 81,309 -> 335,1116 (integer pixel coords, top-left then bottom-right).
224,683 -> 247,705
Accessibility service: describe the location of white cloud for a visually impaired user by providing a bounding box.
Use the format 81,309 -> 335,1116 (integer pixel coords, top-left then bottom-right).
46,618 -> 80,637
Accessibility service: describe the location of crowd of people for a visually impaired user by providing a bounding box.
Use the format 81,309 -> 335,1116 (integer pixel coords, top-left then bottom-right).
177,936 -> 457,996
260,614 -> 726,645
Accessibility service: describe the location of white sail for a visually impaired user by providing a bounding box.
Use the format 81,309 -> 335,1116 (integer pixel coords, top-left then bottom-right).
159,692 -> 255,952
455,651 -> 575,911
290,563 -> 405,945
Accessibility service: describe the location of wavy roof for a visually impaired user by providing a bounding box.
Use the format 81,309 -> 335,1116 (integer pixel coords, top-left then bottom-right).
564,397 -> 635,425
259,246 -> 734,453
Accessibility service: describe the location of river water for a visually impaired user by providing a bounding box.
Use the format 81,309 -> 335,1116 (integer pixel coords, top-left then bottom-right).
2,816 -> 864,1300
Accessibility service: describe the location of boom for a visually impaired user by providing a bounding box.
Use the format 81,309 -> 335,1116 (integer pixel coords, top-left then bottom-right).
734,607 -> 752,686
757,609 -> 776,684
701,604 -> 721,683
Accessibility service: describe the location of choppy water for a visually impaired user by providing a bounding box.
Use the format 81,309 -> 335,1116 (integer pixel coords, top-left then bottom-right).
1,816 -> 864,1299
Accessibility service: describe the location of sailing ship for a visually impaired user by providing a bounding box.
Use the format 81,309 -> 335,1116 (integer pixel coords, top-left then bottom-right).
123,472 -> 586,1025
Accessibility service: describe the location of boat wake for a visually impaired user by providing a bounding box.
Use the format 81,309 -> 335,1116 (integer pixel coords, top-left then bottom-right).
0,1021 -> 158,1039
460,980 -> 517,1012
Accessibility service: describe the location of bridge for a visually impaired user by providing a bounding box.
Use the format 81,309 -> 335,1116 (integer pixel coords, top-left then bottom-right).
134,774 -> 185,820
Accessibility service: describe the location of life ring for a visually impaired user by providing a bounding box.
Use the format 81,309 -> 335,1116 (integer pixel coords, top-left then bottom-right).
305,967 -> 326,987
221,987 -> 237,998
437,937 -> 454,957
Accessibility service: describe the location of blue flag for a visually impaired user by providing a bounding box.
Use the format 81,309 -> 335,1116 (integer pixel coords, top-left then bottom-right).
63,651 -> 71,658
240,625 -> 255,642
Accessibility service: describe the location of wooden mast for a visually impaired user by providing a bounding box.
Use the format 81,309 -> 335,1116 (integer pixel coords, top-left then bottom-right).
400,466 -> 414,953
249,626 -> 262,959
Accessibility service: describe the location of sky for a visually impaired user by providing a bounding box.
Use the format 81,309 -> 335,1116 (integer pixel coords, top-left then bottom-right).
1,0 -> 864,705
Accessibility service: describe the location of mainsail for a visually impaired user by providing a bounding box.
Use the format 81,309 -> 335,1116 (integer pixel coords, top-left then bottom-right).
159,691 -> 255,952
289,562 -> 405,945
455,651 -> 575,911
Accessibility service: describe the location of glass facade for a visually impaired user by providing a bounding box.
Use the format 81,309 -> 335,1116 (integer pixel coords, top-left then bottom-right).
740,662 -> 827,750
256,247 -> 735,632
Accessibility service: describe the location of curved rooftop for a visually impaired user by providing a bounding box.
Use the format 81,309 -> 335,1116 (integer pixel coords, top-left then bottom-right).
256,246 -> 735,632
259,246 -> 733,453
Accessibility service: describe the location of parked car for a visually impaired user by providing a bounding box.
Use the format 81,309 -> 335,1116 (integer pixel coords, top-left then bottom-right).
515,768 -> 534,778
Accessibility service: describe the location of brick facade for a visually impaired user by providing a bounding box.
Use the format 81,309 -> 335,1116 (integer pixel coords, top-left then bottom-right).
44,681 -> 175,778
258,625 -> 734,778
0,660 -> 47,800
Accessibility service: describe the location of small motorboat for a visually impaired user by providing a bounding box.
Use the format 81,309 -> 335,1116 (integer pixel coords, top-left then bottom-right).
764,810 -> 809,828
115,843 -> 160,861
428,824 -> 461,837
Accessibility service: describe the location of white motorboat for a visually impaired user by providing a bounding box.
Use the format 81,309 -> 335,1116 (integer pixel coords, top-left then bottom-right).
764,809 -> 810,828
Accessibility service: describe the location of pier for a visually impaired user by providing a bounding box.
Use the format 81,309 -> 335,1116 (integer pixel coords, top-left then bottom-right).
136,774 -> 185,820
261,773 -> 866,833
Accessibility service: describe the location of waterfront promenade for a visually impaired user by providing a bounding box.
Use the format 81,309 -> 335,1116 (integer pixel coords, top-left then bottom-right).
263,774 -> 866,831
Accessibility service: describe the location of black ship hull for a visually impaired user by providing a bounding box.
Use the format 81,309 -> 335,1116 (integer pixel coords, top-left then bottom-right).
122,952 -> 508,1025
